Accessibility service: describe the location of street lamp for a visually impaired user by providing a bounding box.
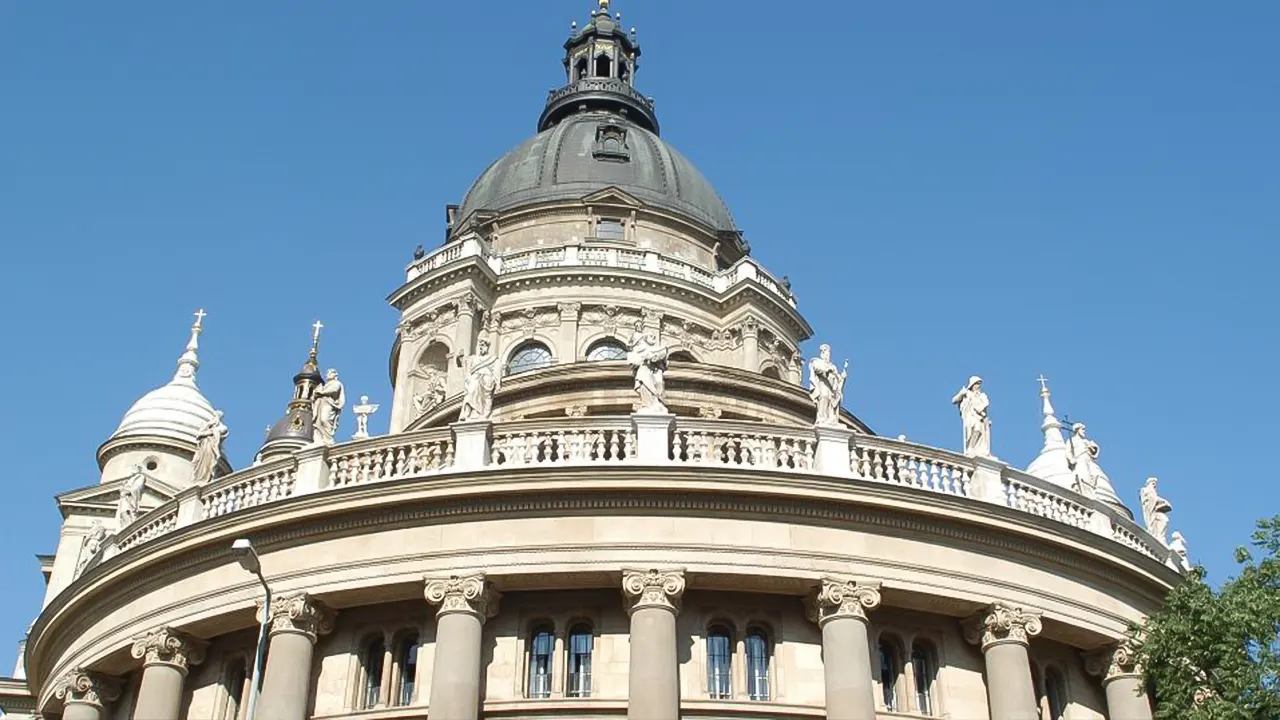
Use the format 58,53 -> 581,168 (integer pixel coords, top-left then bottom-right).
231,539 -> 270,720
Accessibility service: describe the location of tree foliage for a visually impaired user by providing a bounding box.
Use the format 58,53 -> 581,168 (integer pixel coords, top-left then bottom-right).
1135,516 -> 1280,719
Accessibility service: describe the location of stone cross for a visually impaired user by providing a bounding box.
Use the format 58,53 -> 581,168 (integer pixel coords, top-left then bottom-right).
1037,374 -> 1049,393
311,320 -> 324,349
193,308 -> 207,329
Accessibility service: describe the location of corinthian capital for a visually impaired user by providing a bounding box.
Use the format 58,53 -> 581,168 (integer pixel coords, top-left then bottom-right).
425,573 -> 500,621
53,668 -> 122,709
622,568 -> 687,614
1084,637 -> 1144,683
805,577 -> 882,626
130,627 -> 208,673
266,592 -> 336,641
963,603 -> 1043,650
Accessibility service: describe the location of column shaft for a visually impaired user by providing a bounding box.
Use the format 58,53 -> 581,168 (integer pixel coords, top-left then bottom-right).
427,611 -> 484,720
983,642 -> 1039,720
132,663 -> 186,720
1105,676 -> 1154,720
63,702 -> 105,720
820,617 -> 877,720
627,606 -> 679,720
257,630 -> 317,720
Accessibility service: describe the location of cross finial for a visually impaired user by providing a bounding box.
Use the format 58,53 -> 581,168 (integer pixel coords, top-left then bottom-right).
193,308 -> 207,330
1037,374 -> 1050,393
311,321 -> 324,349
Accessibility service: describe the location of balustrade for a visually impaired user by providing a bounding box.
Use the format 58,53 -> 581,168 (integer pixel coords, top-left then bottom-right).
849,438 -> 972,497
1003,474 -> 1093,530
671,420 -> 814,470
116,509 -> 179,553
328,430 -> 454,487
201,462 -> 297,520
491,419 -> 632,465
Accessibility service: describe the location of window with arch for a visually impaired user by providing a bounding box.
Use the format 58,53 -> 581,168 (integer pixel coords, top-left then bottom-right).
745,628 -> 771,701
395,634 -> 419,707
911,641 -> 938,715
668,350 -> 698,363
595,53 -> 612,78
586,339 -> 627,362
527,624 -> 555,699
761,365 -> 782,380
1044,668 -> 1068,720
567,623 -> 594,698
222,656 -> 248,720
879,638 -> 903,711
362,637 -> 386,709
706,625 -> 733,700
574,56 -> 589,81
507,342 -> 553,376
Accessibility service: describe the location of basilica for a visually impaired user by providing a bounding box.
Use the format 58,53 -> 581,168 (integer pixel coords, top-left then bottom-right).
2,2 -> 1186,719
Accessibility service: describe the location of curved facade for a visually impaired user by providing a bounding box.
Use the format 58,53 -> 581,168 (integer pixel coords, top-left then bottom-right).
8,4 -> 1180,720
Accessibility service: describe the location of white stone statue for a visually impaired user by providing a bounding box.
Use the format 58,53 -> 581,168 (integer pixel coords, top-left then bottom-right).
1066,423 -> 1106,498
951,376 -> 992,457
76,522 -> 107,577
1169,530 -> 1191,570
627,321 -> 670,414
351,395 -> 379,440
412,367 -> 447,418
311,369 -> 346,446
191,411 -> 229,485
1140,477 -> 1173,545
808,344 -> 848,427
115,467 -> 145,528
458,340 -> 500,422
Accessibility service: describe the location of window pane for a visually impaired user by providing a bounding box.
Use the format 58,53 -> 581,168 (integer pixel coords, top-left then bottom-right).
586,340 -> 627,362
528,627 -> 554,699
508,343 -> 553,375
745,631 -> 770,701
225,660 -> 247,720
912,645 -> 934,715
568,625 -> 593,698
1046,670 -> 1067,720
398,636 -> 419,707
707,628 -> 733,700
364,640 -> 385,709
879,643 -> 899,711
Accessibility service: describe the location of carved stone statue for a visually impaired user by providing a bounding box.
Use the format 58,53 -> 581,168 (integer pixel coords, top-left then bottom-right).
115,468 -> 145,528
311,369 -> 346,446
627,321 -> 669,414
950,376 -> 992,457
412,367 -> 447,418
808,344 -> 848,426
76,522 -> 107,577
192,411 -> 229,485
1169,530 -> 1191,570
351,395 -> 379,440
1140,477 -> 1173,545
1066,423 -> 1106,498
458,340 -> 500,422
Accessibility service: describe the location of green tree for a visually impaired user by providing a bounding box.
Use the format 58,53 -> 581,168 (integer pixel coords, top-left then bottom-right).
1134,516 -> 1280,719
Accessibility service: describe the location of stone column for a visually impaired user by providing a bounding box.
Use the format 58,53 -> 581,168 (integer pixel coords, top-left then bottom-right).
257,592 -> 336,720
455,293 -> 479,359
962,603 -> 1043,720
1085,640 -> 1153,720
741,316 -> 760,372
558,302 -> 581,363
424,573 -> 500,720
53,669 -> 121,720
805,577 -> 882,720
622,568 -> 687,720
129,627 -> 208,720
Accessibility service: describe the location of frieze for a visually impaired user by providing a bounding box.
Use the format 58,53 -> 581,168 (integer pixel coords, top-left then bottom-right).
498,307 -> 561,338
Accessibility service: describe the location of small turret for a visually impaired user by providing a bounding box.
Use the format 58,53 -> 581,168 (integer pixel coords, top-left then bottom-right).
259,322 -> 326,462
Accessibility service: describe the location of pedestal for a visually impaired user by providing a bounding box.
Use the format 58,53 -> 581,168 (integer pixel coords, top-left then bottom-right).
631,413 -> 675,464
815,425 -> 854,478
293,445 -> 331,495
971,456 -> 1008,505
451,420 -> 492,470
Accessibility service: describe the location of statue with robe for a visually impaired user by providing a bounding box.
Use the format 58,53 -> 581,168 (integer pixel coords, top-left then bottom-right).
1169,531 -> 1191,570
312,369 -> 346,445
950,376 -> 992,457
115,467 -> 145,528
1140,477 -> 1173,545
1066,423 -> 1106,498
627,322 -> 669,414
808,344 -> 848,426
192,411 -> 229,485
76,522 -> 107,577
458,340 -> 500,422
412,366 -> 447,418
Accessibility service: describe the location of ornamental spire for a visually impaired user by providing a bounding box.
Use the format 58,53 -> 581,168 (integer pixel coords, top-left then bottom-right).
1025,375 -> 1075,489
171,309 -> 207,387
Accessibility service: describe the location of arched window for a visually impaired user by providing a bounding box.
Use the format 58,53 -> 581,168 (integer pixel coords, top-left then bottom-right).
586,339 -> 627,362
527,624 -> 555,699
911,642 -> 938,715
745,628 -> 771,701
567,623 -> 594,698
507,342 -> 553,375
668,350 -> 697,363
761,365 -> 782,380
223,657 -> 248,720
362,637 -> 386,709
396,635 -> 419,707
574,56 -> 589,81
706,625 -> 733,700
1045,668 -> 1068,720
595,53 -> 612,78
879,639 -> 902,711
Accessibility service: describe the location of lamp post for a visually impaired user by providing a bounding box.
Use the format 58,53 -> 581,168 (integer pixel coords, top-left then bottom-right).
231,539 -> 271,720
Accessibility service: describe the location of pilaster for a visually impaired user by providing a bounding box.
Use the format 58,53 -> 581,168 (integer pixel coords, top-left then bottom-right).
558,302 -> 582,362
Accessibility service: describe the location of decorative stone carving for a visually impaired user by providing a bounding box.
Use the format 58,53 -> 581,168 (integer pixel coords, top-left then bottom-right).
458,339 -> 500,422
808,344 -> 849,427
351,395 -> 379,440
311,369 -> 346,446
627,320 -> 669,414
1083,638 -> 1143,682
963,603 -> 1043,650
424,573 -> 500,620
411,366 -> 447,418
697,405 -> 722,419
53,668 -> 122,709
266,592 -> 336,641
76,522 -> 107,578
1169,531 -> 1191,570
401,305 -> 459,342
1140,477 -> 1173,545
741,315 -> 760,338
951,376 -> 992,458
804,577 -> 882,625
191,411 -> 229,485
115,467 -> 145,528
565,405 -> 589,418
622,568 -> 686,613
558,302 -> 582,321
130,627 -> 208,672
499,307 -> 560,338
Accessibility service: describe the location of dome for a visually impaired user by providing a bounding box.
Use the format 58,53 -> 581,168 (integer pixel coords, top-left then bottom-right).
106,317 -> 217,448
456,113 -> 738,234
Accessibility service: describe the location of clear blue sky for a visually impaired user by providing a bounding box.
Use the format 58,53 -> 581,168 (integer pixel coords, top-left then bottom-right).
1,1 -> 1276,658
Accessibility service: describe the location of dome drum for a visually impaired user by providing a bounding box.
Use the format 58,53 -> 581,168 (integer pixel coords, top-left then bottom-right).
539,77 -> 659,134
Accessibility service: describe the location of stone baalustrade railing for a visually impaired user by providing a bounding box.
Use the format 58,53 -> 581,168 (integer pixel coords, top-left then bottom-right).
405,235 -> 798,309
98,415 -> 1176,574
